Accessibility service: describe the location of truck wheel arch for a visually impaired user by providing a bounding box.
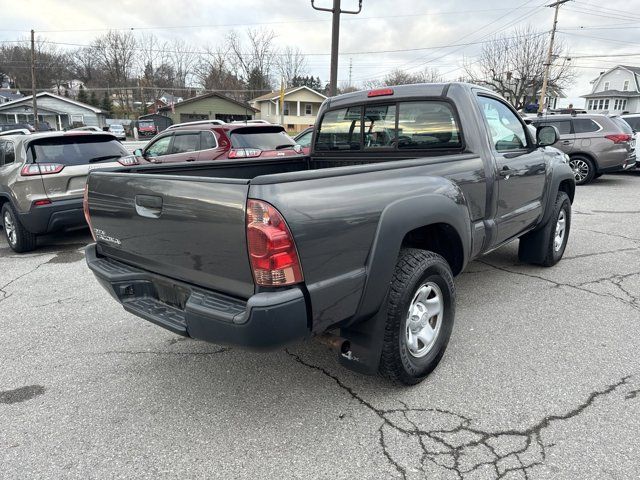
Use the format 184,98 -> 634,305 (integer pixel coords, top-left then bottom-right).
353,193 -> 471,324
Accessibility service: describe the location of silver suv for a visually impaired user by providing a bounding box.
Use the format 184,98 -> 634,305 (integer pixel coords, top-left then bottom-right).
0,132 -> 135,252
531,114 -> 636,184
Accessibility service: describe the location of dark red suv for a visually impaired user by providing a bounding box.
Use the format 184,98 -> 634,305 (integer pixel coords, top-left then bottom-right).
134,123 -> 302,163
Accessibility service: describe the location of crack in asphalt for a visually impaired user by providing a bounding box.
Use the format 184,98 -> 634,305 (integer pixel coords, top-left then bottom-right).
477,261 -> 640,313
0,259 -> 50,304
576,228 -> 640,244
286,350 -> 635,479
562,246 -> 638,260
95,348 -> 229,356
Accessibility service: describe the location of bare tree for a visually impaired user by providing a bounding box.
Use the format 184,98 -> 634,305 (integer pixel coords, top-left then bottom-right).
363,67 -> 444,89
194,45 -> 245,100
91,31 -> 137,113
463,25 -> 574,110
167,38 -> 198,90
227,29 -> 276,100
275,46 -> 308,87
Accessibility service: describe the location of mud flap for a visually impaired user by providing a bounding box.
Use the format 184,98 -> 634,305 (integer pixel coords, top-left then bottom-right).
338,300 -> 388,375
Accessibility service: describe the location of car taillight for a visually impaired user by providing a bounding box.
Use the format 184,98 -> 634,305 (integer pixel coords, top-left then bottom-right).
20,163 -> 65,176
605,134 -> 632,144
367,88 -> 394,97
228,148 -> 262,159
118,155 -> 139,166
246,199 -> 303,286
33,199 -> 51,207
83,184 -> 96,241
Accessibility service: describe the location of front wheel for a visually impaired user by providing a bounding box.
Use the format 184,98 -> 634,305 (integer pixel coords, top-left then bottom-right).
518,191 -> 571,267
379,249 -> 455,385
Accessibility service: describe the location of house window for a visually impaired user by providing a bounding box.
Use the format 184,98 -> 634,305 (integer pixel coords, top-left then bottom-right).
614,99 -> 619,110
604,99 -> 609,110
283,102 -> 290,115
70,114 -> 84,125
603,81 -> 610,91
587,100 -> 593,110
623,80 -> 629,91
305,103 -> 312,115
622,99 -> 627,111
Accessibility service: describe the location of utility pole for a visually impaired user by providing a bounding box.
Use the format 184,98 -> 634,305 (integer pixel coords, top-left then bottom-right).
30,29 -> 38,130
311,0 -> 362,96
348,57 -> 353,87
538,0 -> 570,115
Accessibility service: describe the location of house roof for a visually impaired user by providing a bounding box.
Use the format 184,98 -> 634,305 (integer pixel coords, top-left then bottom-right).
582,89 -> 640,98
158,91 -> 258,113
620,65 -> 640,75
251,86 -> 327,102
0,90 -> 24,102
0,91 -> 103,113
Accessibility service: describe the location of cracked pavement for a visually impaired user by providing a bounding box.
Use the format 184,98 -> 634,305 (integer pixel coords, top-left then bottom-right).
1,173 -> 639,479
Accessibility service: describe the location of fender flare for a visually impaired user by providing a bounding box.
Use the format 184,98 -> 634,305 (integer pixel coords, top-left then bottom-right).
539,162 -> 575,227
354,191 -> 472,323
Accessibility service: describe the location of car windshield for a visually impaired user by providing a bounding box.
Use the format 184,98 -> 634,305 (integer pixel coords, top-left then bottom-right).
230,127 -> 295,150
139,121 -> 154,127
28,136 -> 128,166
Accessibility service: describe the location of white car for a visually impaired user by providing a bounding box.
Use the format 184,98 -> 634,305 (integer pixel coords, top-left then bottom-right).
72,126 -> 103,132
108,124 -> 126,141
166,119 -> 226,130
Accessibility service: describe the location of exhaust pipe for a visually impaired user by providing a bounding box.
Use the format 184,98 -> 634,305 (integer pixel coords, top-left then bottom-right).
316,333 -> 351,356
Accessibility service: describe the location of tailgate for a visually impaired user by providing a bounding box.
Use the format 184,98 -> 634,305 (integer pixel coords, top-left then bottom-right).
86,172 -> 255,299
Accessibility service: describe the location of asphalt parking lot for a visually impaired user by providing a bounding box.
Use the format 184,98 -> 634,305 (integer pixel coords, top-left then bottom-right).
1,172 -> 639,479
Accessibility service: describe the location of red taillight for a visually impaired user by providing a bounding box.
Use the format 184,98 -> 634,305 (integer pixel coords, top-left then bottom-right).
33,199 -> 51,207
246,199 -> 303,286
605,134 -> 632,144
228,148 -> 262,159
367,88 -> 394,97
83,184 -> 96,241
20,163 -> 65,176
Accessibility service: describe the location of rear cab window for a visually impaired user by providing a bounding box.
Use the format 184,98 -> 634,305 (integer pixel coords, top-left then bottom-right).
229,126 -> 295,151
27,135 -> 128,165
315,101 -> 463,153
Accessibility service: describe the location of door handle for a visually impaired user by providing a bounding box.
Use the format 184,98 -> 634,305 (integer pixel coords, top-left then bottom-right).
561,140 -> 572,145
186,157 -> 196,162
499,166 -> 516,177
135,195 -> 163,218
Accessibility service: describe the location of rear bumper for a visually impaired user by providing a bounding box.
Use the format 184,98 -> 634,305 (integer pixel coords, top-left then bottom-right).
17,198 -> 86,234
85,244 -> 310,349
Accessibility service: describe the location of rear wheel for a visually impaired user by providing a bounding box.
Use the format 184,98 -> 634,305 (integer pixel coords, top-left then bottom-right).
379,249 -> 455,385
569,155 -> 595,185
1,203 -> 37,253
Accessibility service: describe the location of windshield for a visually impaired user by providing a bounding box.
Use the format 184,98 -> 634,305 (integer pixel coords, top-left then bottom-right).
139,121 -> 154,128
28,136 -> 128,165
230,127 -> 295,150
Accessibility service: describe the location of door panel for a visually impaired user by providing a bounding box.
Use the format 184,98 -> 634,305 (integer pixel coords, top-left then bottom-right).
477,95 -> 547,244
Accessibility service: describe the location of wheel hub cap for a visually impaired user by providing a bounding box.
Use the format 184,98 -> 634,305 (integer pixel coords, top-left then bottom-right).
554,209 -> 566,252
405,282 -> 444,358
569,159 -> 588,182
3,212 -> 16,246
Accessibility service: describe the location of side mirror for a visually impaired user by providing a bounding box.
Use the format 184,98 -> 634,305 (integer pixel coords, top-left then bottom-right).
134,148 -> 143,157
536,125 -> 559,147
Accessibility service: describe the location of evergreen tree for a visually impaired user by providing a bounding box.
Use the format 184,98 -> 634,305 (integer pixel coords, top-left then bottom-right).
77,85 -> 88,104
89,91 -> 99,107
101,92 -> 113,116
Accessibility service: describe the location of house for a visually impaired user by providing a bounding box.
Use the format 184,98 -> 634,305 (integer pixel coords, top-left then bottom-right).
250,86 -> 327,132
0,89 -> 23,104
582,65 -> 640,114
158,92 -> 184,106
0,92 -> 106,130
157,91 -> 258,124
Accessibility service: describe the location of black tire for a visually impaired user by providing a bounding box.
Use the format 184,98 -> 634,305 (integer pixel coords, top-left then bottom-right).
594,172 -> 603,179
1,203 -> 37,253
379,249 -> 455,385
518,191 -> 571,267
569,155 -> 595,185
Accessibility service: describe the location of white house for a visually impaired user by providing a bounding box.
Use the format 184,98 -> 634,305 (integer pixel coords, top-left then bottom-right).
582,65 -> 640,114
250,86 -> 326,133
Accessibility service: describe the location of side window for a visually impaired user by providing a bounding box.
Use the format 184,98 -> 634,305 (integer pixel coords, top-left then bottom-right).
171,133 -> 200,154
536,120 -> 571,135
396,101 -> 462,150
364,104 -> 397,149
200,131 -> 217,150
3,141 -> 15,165
573,119 -> 601,134
0,141 -> 4,165
477,96 -> 528,151
316,106 -> 363,151
296,131 -> 312,147
146,135 -> 172,157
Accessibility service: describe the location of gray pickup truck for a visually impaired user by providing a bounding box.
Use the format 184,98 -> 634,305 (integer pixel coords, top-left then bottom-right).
85,83 -> 575,385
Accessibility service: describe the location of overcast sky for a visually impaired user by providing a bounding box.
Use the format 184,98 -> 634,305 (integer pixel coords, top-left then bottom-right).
1,0 -> 638,107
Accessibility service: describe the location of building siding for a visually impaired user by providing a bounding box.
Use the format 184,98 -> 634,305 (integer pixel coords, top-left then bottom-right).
162,97 -> 255,123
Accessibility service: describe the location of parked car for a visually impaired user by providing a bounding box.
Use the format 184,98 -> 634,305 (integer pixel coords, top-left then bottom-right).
621,113 -> 640,133
0,131 -> 139,252
108,124 -> 126,141
1,123 -> 35,133
84,83 -> 575,385
530,114 -> 636,184
231,119 -> 271,125
0,128 -> 31,136
166,119 -> 226,130
294,127 -> 313,155
137,119 -> 157,137
133,123 -> 302,164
